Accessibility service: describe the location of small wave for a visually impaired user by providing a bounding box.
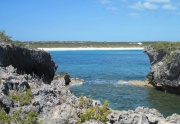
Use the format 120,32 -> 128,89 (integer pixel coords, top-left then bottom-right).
85,79 -> 118,85
70,82 -> 84,86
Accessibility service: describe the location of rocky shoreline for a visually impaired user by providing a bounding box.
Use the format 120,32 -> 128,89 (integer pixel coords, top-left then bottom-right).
0,43 -> 180,124
145,46 -> 180,94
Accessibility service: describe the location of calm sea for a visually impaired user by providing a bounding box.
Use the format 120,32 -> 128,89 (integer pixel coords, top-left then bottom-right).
50,50 -> 180,117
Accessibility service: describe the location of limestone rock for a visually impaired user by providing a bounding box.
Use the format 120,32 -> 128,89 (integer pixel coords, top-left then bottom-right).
107,107 -> 165,124
145,47 -> 180,94
39,104 -> 78,124
59,72 -> 71,85
70,78 -> 84,85
0,43 -> 57,83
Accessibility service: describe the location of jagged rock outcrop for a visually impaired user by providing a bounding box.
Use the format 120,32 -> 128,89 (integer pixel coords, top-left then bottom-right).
145,47 -> 180,94
59,72 -> 71,85
0,65 -> 79,123
107,107 -> 180,124
0,66 -> 180,124
0,43 -> 57,83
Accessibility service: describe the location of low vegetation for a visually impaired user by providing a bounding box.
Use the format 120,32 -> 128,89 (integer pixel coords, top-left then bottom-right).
0,107 -> 11,124
0,107 -> 39,124
0,30 -> 25,47
23,41 -> 153,49
0,77 -> 2,84
9,89 -> 33,106
150,42 -> 180,52
150,42 -> 180,64
0,30 -> 12,43
12,109 -> 39,124
78,100 -> 111,124
78,95 -> 93,109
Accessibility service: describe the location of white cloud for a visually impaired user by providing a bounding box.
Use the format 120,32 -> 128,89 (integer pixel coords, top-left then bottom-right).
162,4 -> 177,10
128,12 -> 140,17
146,0 -> 170,3
107,7 -> 118,11
143,2 -> 159,9
99,0 -> 112,5
130,1 -> 159,10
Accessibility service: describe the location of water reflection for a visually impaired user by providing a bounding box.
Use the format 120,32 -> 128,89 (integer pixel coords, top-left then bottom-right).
146,87 -> 180,117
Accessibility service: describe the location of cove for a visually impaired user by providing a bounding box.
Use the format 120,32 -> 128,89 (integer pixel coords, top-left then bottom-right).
50,50 -> 180,117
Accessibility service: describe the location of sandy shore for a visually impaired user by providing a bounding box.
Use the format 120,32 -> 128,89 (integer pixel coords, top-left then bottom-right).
38,47 -> 144,51
118,80 -> 153,87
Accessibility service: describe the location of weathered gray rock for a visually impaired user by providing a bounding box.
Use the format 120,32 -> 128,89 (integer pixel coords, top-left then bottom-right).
70,78 -> 84,85
1,65 -> 180,124
106,106 -> 180,124
39,104 -> 78,124
0,43 -> 57,83
145,47 -> 180,94
59,72 -> 71,85
0,65 -> 79,123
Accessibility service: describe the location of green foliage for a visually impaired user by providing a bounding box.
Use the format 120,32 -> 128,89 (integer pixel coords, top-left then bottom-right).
0,30 -> 24,47
12,109 -> 39,124
9,89 -> 33,106
0,30 -> 12,43
13,40 -> 25,47
151,42 -> 180,64
151,42 -> 180,52
23,41 -> 153,49
0,107 -> 11,124
0,77 -> 2,84
78,100 -> 111,123
78,94 -> 93,109
0,107 -> 40,124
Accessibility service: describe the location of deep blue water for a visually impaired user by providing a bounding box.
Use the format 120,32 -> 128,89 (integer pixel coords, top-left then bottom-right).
50,50 -> 180,117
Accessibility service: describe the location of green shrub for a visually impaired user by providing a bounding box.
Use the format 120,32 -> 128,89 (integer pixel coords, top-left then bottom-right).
78,100 -> 111,123
9,89 -> 33,106
150,42 -> 180,64
151,42 -> 180,52
0,107 -> 11,124
0,30 -> 24,46
12,109 -> 39,124
78,94 -> 93,109
0,30 -> 13,43
0,107 -> 39,124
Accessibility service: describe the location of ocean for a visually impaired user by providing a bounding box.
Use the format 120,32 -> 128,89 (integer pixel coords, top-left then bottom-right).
50,50 -> 180,117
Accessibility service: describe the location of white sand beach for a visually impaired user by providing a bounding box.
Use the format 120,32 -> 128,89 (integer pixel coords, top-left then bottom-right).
38,47 -> 144,51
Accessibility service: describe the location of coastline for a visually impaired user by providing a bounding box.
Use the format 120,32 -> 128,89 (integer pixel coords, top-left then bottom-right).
38,47 -> 144,51
118,80 -> 153,87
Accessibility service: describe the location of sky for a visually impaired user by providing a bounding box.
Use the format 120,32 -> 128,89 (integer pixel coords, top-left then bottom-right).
0,0 -> 180,42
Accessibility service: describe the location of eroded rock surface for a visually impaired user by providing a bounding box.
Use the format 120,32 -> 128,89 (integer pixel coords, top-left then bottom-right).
107,107 -> 180,124
145,47 -> 180,94
0,66 -> 180,124
0,43 -> 57,83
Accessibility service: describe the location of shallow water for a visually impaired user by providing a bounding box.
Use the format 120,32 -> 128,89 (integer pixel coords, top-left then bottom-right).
50,50 -> 180,117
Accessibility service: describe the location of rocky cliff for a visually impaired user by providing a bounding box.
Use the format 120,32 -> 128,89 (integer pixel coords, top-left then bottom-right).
0,65 -> 180,124
0,43 -> 57,83
0,44 -> 180,124
145,47 -> 180,94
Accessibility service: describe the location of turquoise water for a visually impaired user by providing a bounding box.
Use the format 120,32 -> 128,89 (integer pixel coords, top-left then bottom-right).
50,50 -> 180,117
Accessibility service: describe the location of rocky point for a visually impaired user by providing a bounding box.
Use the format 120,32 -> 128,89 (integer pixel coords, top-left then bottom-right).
145,47 -> 180,94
